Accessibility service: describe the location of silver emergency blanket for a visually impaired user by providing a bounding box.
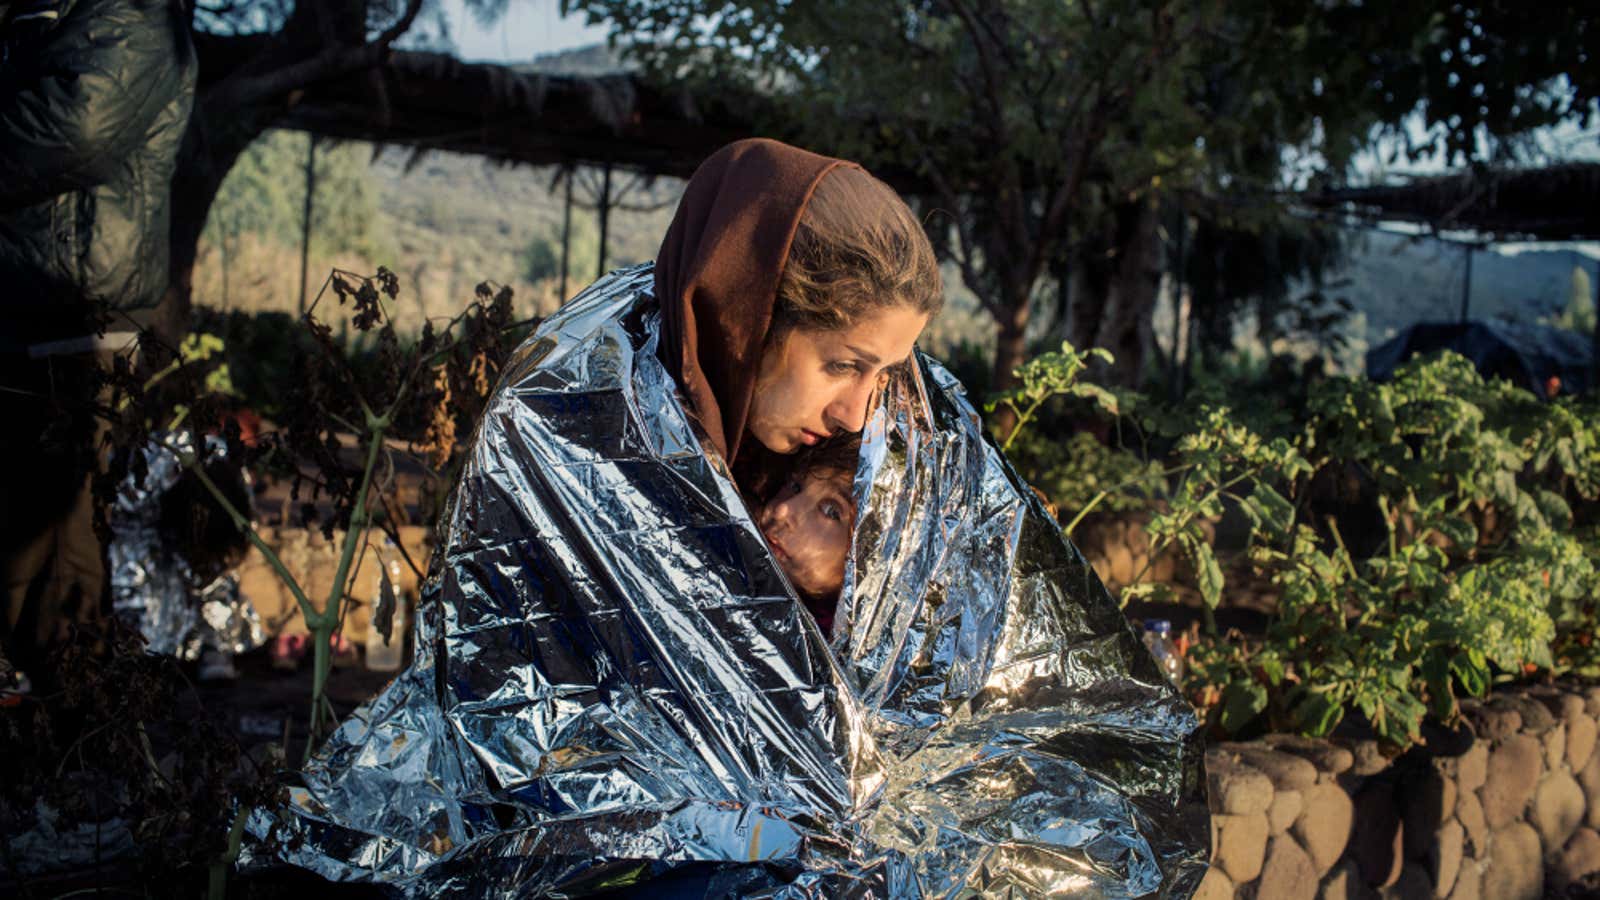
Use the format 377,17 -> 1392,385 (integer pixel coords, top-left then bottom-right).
244,264 -> 1208,896
109,433 -> 265,659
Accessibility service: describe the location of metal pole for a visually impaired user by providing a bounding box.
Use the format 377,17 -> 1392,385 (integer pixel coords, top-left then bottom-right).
1170,208 -> 1187,400
559,166 -> 573,301
298,135 -> 318,317
1458,243 -> 1474,323
596,162 -> 612,280
1591,256 -> 1599,396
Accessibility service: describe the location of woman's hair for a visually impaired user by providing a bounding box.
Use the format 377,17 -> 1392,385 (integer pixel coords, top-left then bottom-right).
771,167 -> 943,336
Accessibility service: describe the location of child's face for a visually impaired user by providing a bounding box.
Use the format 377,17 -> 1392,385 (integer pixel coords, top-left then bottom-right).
757,470 -> 856,598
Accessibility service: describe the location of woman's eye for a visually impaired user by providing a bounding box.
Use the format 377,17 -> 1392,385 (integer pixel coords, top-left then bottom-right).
827,361 -> 859,376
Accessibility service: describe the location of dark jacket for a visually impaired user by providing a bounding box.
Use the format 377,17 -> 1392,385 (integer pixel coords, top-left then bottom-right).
0,0 -> 195,348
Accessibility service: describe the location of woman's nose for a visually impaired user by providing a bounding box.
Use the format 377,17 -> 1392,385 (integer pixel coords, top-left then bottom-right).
827,378 -> 876,434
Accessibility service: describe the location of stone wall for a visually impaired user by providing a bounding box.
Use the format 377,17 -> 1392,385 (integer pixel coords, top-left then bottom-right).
1197,683 -> 1600,900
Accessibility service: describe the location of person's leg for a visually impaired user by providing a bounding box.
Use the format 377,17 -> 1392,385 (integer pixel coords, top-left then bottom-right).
0,351 -> 107,674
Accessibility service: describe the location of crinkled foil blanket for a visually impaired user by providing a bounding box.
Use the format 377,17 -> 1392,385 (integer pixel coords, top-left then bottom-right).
244,265 -> 1208,897
110,434 -> 264,659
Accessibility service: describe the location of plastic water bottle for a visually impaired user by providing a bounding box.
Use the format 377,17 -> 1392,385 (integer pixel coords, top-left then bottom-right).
1143,619 -> 1185,687
365,539 -> 407,672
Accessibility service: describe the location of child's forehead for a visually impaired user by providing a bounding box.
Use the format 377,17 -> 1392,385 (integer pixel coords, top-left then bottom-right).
803,466 -> 856,496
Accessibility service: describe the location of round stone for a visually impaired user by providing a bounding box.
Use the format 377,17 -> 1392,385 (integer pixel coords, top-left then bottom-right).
1468,703 -> 1521,743
1455,789 -> 1488,857
1480,822 -> 1543,900
1455,742 -> 1488,793
1193,864 -> 1235,900
1544,722 -> 1568,771
1446,862 -> 1481,900
1347,740 -> 1391,776
1230,744 -> 1320,792
1256,834 -> 1319,900
1264,734 -> 1356,777
1215,812 -> 1271,884
1503,694 -> 1555,734
1582,750 -> 1600,829
1567,713 -> 1597,772
1294,782 -> 1354,876
1318,859 -> 1378,900
1531,771 -> 1586,850
1209,751 -> 1277,816
1351,781 -> 1404,888
1270,789 -> 1305,834
1386,862 -> 1432,900
1481,735 -> 1542,828
1402,764 -> 1457,858
1554,828 -> 1600,889
1428,819 -> 1464,898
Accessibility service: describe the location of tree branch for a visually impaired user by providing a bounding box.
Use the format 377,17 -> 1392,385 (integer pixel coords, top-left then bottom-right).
202,0 -> 425,116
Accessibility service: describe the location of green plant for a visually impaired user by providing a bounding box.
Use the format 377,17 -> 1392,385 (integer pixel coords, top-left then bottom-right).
986,342 -> 1118,453
996,341 -> 1600,749
108,269 -> 519,761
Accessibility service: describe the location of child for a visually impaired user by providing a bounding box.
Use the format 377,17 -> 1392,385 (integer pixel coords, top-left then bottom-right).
753,436 -> 861,637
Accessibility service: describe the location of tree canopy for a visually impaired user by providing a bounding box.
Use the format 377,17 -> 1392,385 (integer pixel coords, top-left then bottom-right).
570,0 -> 1599,390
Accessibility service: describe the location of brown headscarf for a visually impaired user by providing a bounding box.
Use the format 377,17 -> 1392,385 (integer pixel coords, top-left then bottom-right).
654,138 -> 857,465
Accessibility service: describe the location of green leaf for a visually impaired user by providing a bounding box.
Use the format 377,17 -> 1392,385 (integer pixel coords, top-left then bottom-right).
1186,538 -> 1226,610
1534,490 -> 1573,530
1242,483 -> 1295,537
1432,516 -> 1477,549
1450,650 -> 1489,698
1292,691 -> 1342,737
1219,679 -> 1268,734
1422,650 -> 1457,720
1258,654 -> 1286,686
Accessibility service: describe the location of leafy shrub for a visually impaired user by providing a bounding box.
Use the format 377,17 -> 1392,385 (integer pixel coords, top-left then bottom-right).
994,343 -> 1600,749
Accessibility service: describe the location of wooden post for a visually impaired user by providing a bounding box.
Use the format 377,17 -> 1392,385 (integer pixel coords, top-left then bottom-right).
298,135 -> 318,317
1458,243 -> 1474,323
596,162 -> 613,280
559,166 -> 573,301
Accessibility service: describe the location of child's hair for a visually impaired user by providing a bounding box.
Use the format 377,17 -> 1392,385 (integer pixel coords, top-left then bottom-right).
748,433 -> 862,508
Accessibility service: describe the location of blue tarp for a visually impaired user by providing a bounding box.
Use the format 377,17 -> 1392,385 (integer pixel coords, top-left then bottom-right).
1366,320 -> 1595,396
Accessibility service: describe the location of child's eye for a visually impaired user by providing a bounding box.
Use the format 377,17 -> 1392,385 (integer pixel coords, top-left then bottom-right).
821,500 -> 842,521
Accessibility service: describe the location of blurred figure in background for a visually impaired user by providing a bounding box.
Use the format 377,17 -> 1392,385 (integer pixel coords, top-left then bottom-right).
0,0 -> 196,677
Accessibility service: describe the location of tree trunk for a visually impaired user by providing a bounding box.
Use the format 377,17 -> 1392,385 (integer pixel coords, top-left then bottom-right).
161,121 -> 256,340
988,285 -> 1033,438
1092,197 -> 1161,387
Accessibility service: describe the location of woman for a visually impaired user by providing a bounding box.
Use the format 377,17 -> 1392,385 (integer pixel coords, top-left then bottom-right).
653,139 -> 939,470
251,139 -> 1206,898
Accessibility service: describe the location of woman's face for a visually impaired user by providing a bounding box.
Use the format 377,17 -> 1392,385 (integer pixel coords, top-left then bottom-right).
747,305 -> 929,454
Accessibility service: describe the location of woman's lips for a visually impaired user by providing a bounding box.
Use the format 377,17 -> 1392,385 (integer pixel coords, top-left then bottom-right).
799,428 -> 826,446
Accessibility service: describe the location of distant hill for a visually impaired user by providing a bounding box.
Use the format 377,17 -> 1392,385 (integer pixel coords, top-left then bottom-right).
520,43 -> 633,75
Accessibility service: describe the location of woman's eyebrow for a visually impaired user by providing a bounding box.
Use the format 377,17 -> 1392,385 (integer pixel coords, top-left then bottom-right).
843,343 -> 882,366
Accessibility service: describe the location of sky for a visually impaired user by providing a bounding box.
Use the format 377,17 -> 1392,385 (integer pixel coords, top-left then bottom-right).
438,0 -> 610,62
